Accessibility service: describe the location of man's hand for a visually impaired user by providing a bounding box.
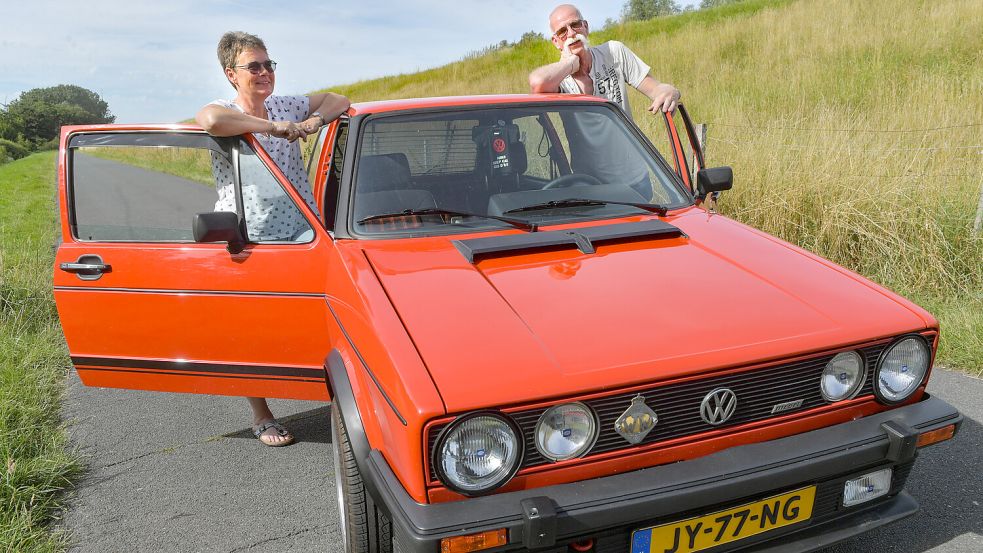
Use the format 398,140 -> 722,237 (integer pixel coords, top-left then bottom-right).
560,36 -> 583,73
645,83 -> 681,114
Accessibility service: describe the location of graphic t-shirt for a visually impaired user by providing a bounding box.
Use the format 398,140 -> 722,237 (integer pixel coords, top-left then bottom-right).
208,95 -> 318,240
558,41 -> 652,196
558,41 -> 651,119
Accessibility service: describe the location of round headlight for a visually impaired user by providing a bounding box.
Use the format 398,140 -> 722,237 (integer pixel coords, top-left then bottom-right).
434,413 -> 522,495
535,402 -> 598,461
821,351 -> 866,402
876,336 -> 931,404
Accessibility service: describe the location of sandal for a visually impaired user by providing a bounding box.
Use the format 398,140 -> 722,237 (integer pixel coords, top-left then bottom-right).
252,419 -> 295,447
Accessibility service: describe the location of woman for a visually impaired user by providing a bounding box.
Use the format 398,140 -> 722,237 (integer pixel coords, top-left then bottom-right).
196,31 -> 350,446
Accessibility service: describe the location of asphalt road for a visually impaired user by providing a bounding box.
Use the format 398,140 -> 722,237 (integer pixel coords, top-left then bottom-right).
72,153 -> 217,241
59,368 -> 982,552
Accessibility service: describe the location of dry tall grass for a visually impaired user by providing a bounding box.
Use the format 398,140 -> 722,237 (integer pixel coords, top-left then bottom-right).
319,0 -> 982,370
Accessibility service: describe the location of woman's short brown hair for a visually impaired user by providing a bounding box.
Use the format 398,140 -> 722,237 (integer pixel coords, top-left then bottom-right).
216,31 -> 267,70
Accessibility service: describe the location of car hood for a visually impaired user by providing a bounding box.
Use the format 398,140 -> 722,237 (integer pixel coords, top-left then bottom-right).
361,212 -> 931,413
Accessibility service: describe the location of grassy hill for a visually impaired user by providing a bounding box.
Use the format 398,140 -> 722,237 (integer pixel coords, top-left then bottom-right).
321,0 -> 983,370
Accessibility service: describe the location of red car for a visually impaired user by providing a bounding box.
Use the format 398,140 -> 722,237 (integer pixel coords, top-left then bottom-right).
54,95 -> 960,553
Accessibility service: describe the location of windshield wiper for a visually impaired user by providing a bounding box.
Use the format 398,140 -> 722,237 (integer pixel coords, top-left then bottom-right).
357,208 -> 538,232
504,198 -> 668,216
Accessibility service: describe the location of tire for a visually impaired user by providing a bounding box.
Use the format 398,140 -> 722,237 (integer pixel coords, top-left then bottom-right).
331,405 -> 393,553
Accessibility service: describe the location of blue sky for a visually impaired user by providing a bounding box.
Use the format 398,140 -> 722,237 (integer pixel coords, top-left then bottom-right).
1,0 -> 699,123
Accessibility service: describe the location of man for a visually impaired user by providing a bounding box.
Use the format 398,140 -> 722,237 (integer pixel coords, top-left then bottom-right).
528,4 -> 681,199
529,4 -> 680,116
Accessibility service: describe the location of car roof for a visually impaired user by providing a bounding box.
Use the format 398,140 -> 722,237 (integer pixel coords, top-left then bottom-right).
348,93 -> 608,116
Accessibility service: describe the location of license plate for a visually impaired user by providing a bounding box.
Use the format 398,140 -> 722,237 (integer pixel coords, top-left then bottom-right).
630,486 -> 816,553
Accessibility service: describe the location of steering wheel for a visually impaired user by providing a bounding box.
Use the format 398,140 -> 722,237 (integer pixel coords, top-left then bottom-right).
542,173 -> 602,190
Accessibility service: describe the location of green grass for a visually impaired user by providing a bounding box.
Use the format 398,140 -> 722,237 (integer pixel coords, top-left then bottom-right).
83,146 -> 215,186
0,152 -> 82,552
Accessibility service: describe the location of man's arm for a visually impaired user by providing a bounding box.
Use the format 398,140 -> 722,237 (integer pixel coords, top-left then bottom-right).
529,55 -> 580,93
637,75 -> 681,113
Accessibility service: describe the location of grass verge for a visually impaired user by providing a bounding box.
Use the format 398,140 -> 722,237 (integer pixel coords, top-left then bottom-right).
0,152 -> 82,552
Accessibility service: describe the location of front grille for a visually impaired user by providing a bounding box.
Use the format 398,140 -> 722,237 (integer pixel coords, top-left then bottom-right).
428,343 -> 889,482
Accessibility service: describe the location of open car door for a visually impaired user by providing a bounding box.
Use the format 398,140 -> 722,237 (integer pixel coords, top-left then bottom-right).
659,104 -> 706,195
53,126 -> 332,400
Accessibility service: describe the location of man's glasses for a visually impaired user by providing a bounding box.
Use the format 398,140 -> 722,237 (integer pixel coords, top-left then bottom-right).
233,60 -> 277,74
553,19 -> 586,40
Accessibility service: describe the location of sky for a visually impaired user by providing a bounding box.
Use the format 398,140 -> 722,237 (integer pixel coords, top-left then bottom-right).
0,0 -> 699,123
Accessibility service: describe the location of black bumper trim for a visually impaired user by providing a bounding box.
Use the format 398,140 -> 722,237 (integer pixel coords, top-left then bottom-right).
366,395 -> 959,552
746,491 -> 919,553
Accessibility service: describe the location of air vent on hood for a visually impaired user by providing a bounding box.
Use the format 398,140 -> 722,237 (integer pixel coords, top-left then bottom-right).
452,219 -> 685,263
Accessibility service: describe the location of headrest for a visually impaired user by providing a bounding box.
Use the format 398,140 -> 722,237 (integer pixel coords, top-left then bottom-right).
356,153 -> 411,193
508,141 -> 527,175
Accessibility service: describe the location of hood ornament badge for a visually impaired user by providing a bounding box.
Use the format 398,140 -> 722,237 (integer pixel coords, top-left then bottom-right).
614,395 -> 658,444
700,388 -> 738,425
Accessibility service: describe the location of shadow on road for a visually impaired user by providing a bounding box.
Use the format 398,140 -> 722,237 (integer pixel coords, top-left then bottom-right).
219,405 -> 334,445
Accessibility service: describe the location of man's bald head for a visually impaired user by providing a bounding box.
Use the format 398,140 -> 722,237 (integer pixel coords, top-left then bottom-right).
549,3 -> 589,53
549,4 -> 584,34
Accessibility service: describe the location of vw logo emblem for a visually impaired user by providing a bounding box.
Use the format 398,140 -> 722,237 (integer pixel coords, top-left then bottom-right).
700,388 -> 738,425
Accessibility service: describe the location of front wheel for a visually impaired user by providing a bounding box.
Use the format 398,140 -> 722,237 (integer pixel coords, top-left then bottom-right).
331,405 -> 393,553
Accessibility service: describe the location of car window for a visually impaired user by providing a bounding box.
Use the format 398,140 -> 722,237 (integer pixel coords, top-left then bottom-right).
360,117 -> 478,175
70,134 -> 312,244
324,120 -> 349,230
350,104 -> 689,236
305,128 -> 327,185
71,145 -> 219,241
235,145 -> 313,243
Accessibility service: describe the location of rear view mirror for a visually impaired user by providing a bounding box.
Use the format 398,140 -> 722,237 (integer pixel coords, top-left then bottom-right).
696,166 -> 733,197
193,212 -> 246,254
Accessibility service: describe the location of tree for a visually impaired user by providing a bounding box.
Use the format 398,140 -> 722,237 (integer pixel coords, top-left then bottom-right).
621,0 -> 680,21
700,0 -> 744,8
0,85 -> 114,146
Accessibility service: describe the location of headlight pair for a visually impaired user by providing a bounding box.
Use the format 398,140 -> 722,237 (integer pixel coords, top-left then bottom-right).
434,403 -> 598,495
822,335 -> 930,405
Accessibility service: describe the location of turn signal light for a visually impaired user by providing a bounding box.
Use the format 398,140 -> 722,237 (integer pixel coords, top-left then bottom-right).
440,529 -> 508,553
916,424 -> 956,448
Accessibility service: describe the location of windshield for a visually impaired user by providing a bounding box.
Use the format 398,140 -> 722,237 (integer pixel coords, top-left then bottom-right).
351,103 -> 689,236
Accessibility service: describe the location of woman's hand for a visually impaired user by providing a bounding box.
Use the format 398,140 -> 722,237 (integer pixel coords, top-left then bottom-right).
270,120 -> 307,142
300,115 -> 325,135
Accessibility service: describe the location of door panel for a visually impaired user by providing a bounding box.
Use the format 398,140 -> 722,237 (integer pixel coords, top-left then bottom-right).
55,129 -> 333,400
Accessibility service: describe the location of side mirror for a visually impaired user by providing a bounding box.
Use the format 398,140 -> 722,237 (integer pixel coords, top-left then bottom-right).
193,212 -> 246,254
696,166 -> 733,197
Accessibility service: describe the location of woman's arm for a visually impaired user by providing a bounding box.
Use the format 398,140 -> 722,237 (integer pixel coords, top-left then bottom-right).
304,93 -> 351,128
195,104 -> 305,141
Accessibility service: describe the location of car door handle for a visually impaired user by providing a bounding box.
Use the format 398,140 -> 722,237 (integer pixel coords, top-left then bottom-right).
60,262 -> 110,272
60,255 -> 111,280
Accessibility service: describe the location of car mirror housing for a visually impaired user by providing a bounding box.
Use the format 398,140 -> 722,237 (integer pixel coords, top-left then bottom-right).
696,166 -> 734,197
193,212 -> 246,254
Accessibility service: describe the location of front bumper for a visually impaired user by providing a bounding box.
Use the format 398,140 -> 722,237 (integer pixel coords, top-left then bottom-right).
366,395 -> 960,552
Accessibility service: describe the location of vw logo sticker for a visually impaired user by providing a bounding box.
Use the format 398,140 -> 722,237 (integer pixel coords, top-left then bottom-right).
700,388 -> 738,425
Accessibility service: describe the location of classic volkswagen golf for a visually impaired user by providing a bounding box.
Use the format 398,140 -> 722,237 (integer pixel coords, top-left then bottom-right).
54,94 -> 961,553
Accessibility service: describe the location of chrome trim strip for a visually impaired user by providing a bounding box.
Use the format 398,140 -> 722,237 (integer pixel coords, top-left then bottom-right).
72,356 -> 325,379
54,286 -> 324,298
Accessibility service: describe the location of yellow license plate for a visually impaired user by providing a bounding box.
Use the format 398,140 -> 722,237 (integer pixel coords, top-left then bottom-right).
630,486 -> 816,553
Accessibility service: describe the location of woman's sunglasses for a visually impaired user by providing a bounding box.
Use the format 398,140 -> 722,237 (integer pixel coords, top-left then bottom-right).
232,60 -> 277,74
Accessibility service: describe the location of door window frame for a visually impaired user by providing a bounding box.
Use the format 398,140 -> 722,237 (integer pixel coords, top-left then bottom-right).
66,130 -> 323,244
